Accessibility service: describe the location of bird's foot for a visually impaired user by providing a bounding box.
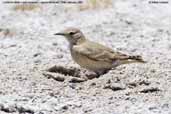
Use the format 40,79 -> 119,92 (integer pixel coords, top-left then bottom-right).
81,70 -> 98,80
95,70 -> 110,77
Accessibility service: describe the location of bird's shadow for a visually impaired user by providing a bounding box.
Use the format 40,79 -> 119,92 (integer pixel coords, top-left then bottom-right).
42,65 -> 99,83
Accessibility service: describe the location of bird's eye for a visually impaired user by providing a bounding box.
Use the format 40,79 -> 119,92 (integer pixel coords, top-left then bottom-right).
69,32 -> 75,35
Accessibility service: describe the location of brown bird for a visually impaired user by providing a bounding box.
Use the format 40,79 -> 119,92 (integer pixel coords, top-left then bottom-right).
54,27 -> 146,76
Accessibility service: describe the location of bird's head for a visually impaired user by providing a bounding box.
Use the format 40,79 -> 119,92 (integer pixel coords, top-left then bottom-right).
54,27 -> 86,45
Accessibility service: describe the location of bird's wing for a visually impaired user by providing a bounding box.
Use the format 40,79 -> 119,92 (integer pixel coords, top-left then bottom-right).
73,41 -> 129,62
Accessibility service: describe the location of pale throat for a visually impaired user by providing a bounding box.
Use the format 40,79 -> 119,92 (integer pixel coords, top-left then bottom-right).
69,37 -> 86,52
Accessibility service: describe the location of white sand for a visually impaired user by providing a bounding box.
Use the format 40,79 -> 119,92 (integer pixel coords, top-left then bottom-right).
0,0 -> 171,114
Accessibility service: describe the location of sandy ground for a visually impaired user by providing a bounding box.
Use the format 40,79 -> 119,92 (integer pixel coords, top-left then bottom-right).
0,0 -> 171,114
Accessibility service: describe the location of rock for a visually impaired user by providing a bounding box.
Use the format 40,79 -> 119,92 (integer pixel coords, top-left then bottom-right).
0,103 -> 35,114
69,77 -> 86,83
43,72 -> 65,82
0,103 -> 16,113
33,52 -> 41,57
140,87 -> 161,93
104,83 -> 126,91
46,65 -> 80,77
16,105 -> 35,114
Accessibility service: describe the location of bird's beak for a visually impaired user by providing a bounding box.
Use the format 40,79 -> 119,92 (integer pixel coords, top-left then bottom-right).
54,32 -> 65,36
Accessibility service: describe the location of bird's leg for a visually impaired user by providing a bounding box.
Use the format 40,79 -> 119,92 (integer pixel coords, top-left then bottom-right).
95,72 -> 101,78
95,69 -> 110,77
82,70 -> 97,79
112,60 -> 120,67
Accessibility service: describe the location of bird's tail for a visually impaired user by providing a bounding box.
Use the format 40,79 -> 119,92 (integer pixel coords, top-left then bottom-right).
128,55 -> 146,63
117,55 -> 146,66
